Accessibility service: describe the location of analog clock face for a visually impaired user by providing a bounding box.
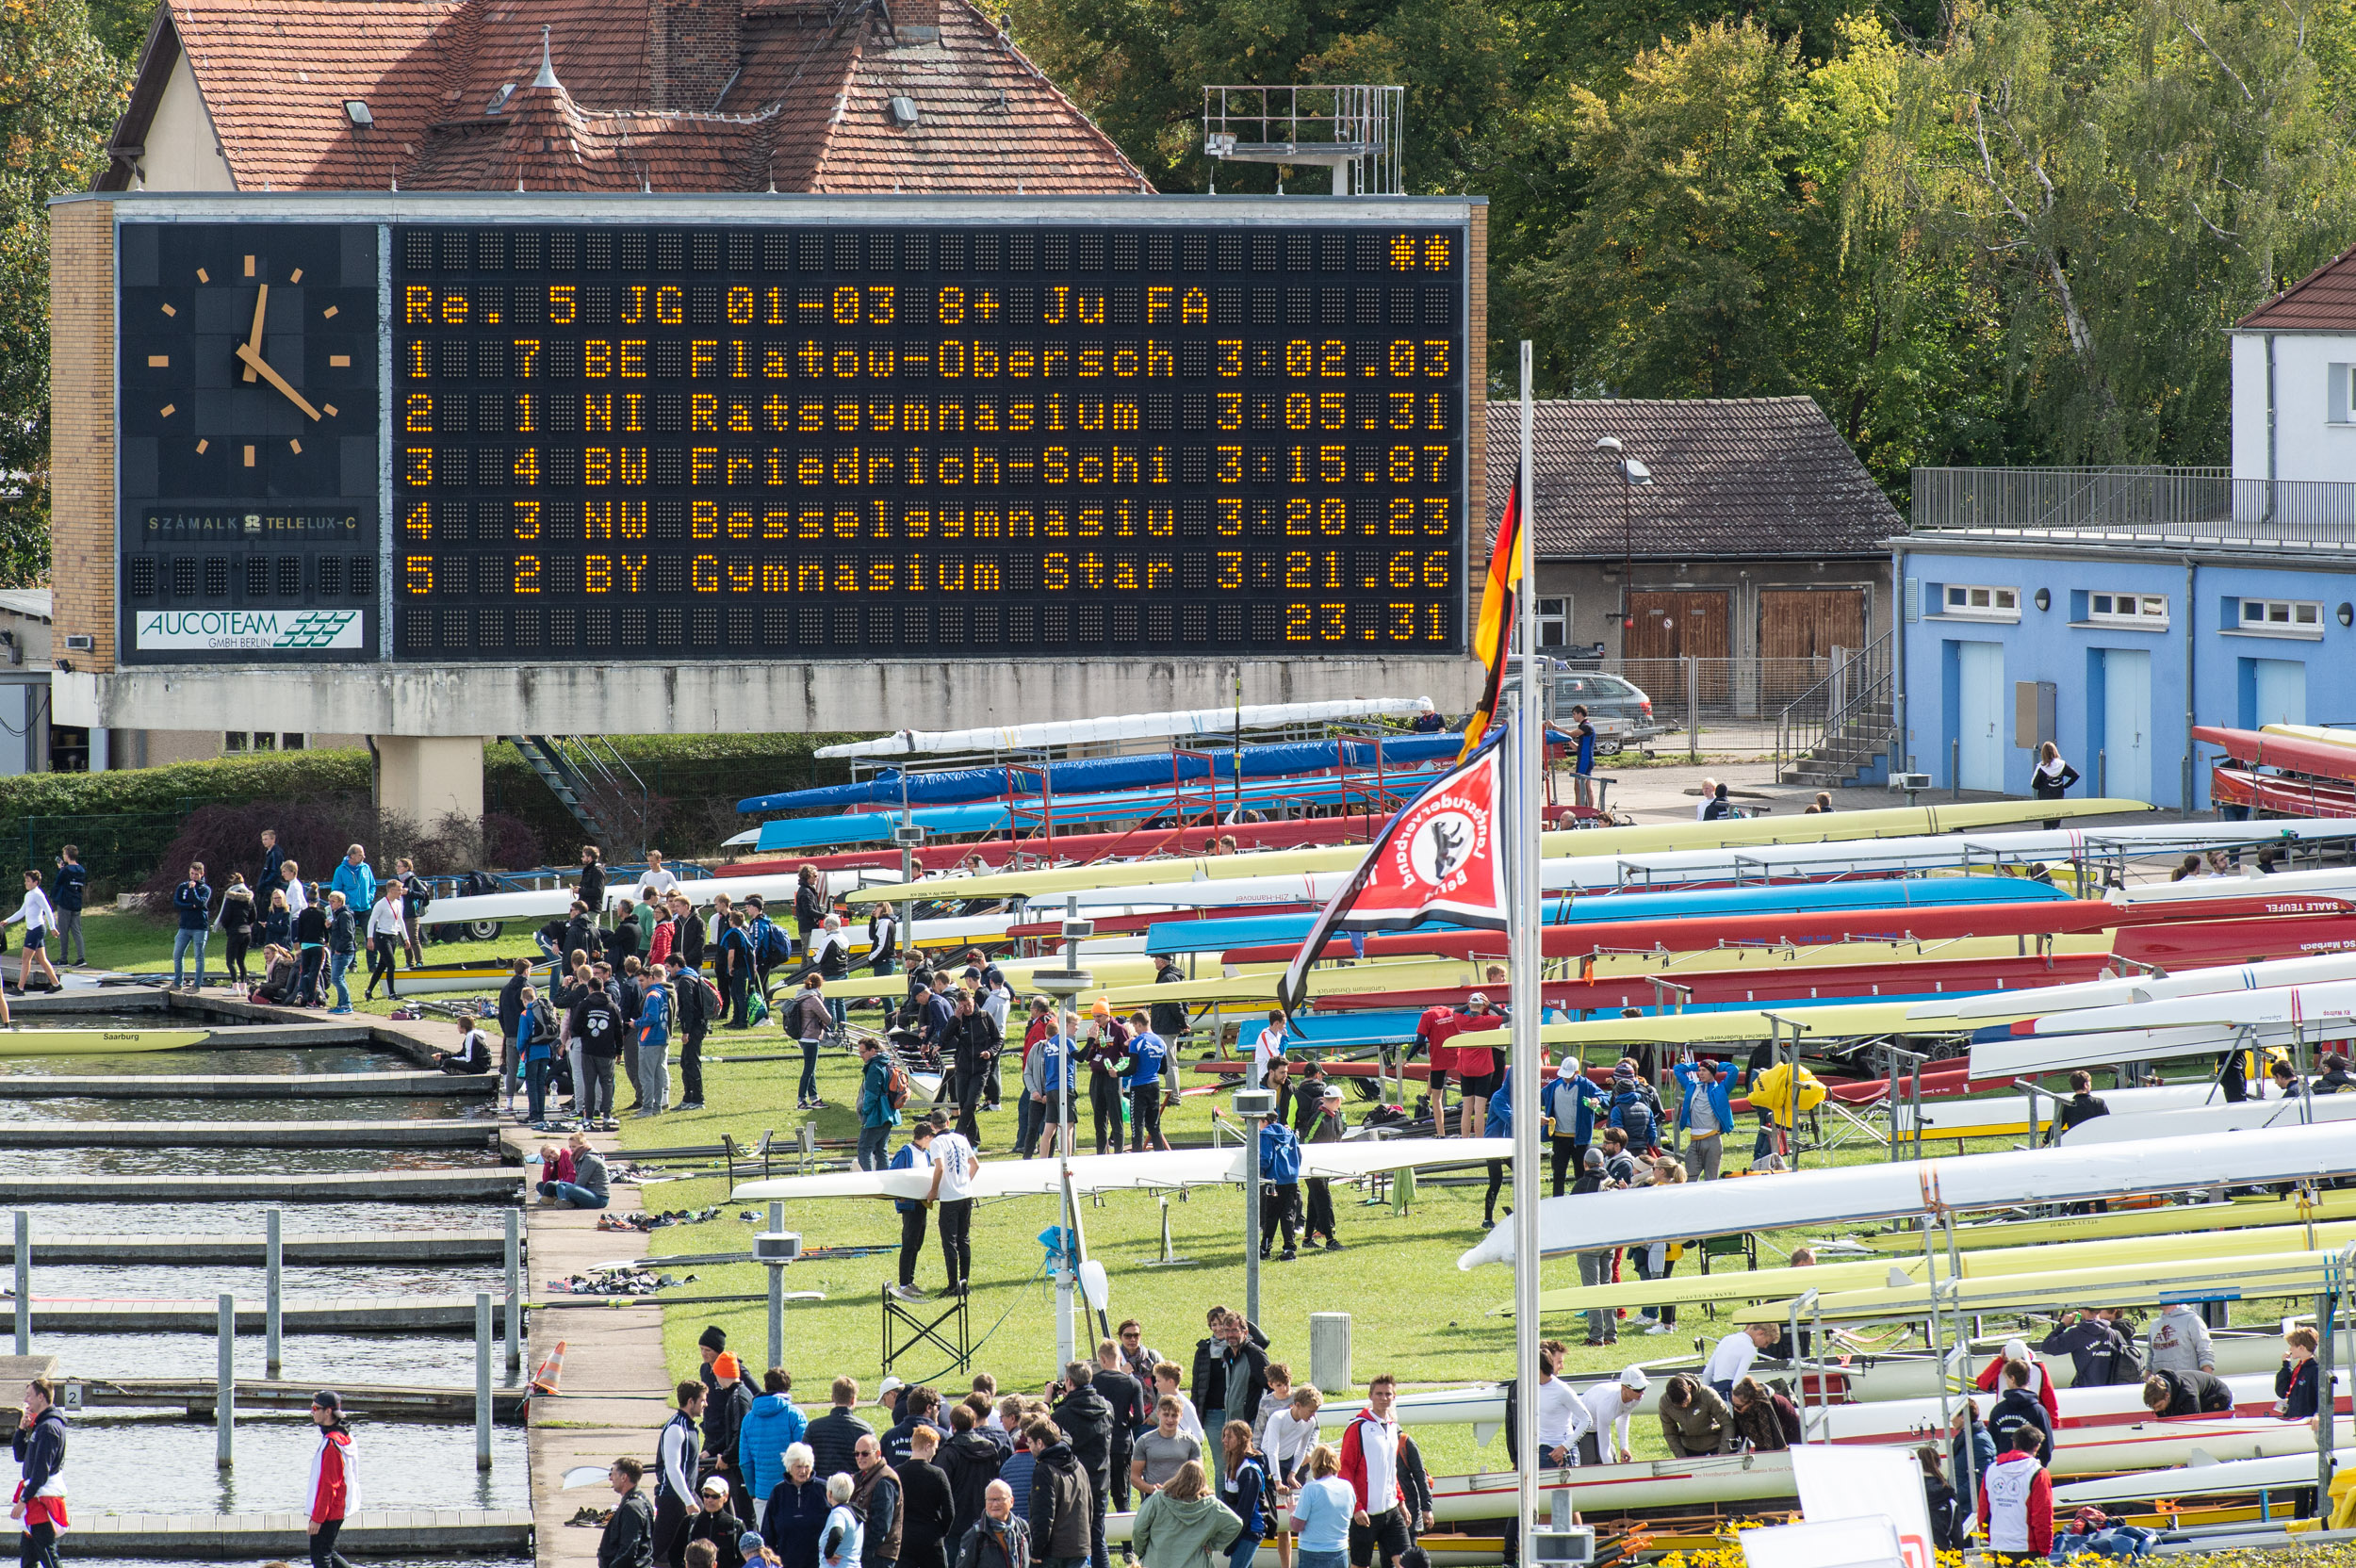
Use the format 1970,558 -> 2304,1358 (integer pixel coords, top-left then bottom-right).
116,221 -> 381,663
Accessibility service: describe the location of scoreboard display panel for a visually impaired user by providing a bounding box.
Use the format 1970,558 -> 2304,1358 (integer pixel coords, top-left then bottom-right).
390,220 -> 1467,661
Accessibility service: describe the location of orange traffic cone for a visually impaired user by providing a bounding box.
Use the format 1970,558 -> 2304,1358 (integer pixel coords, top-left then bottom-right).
532,1340 -> 567,1395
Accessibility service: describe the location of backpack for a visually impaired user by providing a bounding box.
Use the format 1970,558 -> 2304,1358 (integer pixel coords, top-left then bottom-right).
755,922 -> 793,967
1259,1123 -> 1302,1184
1610,1086 -> 1658,1148
2106,1329 -> 2146,1385
886,1059 -> 912,1109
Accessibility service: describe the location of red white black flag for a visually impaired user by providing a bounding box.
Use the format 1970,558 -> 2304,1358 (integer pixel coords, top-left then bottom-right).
1277,731 -> 1511,1016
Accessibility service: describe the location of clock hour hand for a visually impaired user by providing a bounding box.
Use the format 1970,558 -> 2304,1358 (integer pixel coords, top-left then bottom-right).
242,283 -> 269,384
234,341 -> 321,421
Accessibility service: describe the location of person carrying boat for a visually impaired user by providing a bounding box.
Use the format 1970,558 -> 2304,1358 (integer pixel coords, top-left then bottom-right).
1984,1361 -> 2053,1464
1670,1057 -> 1733,1181
2140,1368 -> 2233,1418
1657,1376 -> 1731,1457
1976,1425 -> 2053,1565
2039,1309 -> 2140,1387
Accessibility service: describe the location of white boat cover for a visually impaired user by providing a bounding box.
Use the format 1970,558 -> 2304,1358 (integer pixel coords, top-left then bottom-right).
1457,1119 -> 2356,1268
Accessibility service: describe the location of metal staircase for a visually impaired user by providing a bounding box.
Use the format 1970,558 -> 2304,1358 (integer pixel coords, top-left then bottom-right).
1775,634 -> 1897,789
509,737 -> 650,856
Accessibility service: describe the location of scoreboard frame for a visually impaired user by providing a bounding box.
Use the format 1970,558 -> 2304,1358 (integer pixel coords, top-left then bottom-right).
93,194 -> 1486,671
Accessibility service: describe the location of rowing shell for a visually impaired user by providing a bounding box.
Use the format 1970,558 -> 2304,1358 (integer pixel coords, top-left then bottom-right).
0,1029 -> 212,1057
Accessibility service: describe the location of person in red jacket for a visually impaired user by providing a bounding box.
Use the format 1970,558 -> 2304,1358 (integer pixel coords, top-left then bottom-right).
307,1389 -> 361,1568
1333,1374 -> 1410,1568
1972,1339 -> 2061,1425
1975,1424 -> 2052,1565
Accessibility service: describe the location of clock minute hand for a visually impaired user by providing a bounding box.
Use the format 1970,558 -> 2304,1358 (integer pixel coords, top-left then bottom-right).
242,283 -> 269,384
234,341 -> 321,421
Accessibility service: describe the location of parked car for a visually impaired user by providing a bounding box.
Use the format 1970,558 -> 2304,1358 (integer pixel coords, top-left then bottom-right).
1506,670 -> 1664,748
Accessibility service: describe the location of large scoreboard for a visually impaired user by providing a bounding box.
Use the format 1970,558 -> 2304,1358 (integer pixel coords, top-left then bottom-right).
111,202 -> 1473,665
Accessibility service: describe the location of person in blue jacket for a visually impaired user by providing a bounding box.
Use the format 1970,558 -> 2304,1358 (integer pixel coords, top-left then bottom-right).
1541,1061 -> 1608,1197
329,844 -> 376,914
739,1368 -> 810,1511
1672,1057 -> 1735,1182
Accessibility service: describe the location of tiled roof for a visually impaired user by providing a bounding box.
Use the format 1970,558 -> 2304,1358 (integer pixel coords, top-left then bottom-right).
1484,396 -> 1902,560
100,0 -> 1149,194
2235,246 -> 2356,332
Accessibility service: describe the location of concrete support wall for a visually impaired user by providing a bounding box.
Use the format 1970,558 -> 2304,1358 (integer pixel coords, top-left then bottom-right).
375,735 -> 487,825
55,656 -> 1476,739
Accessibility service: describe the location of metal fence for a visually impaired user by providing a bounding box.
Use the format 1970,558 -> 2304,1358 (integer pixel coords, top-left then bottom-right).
4,812 -> 193,899
1512,656 -> 1888,757
1912,466 -> 2356,547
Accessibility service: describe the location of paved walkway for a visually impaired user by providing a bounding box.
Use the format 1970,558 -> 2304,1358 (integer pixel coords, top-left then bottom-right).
356,1010 -> 675,1567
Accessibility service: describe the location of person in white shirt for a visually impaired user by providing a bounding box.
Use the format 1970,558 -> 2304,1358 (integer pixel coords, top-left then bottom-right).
922,1109 -> 981,1296
1695,779 -> 1717,821
1580,1367 -> 1647,1465
5,871 -> 57,993
363,883 -> 408,1001
1152,1364 -> 1206,1443
1705,1323 -> 1777,1400
1263,1385 -> 1322,1486
1532,1355 -> 1591,1468
1252,1008 -> 1289,1089
638,852 -> 681,899
279,862 -> 308,916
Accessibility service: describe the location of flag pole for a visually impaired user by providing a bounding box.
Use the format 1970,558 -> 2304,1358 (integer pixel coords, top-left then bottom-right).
1511,339 -> 1544,1560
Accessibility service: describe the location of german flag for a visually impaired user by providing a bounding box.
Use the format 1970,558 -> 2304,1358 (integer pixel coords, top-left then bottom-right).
1457,478 -> 1522,760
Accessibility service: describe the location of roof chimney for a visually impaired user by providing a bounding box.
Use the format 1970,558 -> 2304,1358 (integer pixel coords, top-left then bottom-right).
649,0 -> 742,110
895,0 -> 941,41
533,24 -> 560,88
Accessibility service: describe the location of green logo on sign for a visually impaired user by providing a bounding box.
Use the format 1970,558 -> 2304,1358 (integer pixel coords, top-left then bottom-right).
279,612 -> 359,648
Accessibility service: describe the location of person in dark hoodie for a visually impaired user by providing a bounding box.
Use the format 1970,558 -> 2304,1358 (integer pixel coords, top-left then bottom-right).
1985,1360 -> 2053,1464
2039,1308 -> 2139,1387
810,1377 -> 878,1483
689,1477 -> 749,1568
1025,1418 -> 1092,1568
1049,1362 -> 1113,1568
303,1388 -> 359,1568
10,1377 -> 66,1568
936,1403 -> 1004,1545
898,1426 -> 958,1568
886,1388 -> 944,1469
2142,1368 -> 2234,1418
701,1329 -> 762,1521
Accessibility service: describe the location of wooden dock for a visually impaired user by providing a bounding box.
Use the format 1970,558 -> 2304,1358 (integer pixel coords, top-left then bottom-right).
0,1069 -> 496,1098
0,1168 -> 526,1202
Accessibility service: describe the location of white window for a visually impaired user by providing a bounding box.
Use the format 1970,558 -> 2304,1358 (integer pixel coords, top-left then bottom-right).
2242,598 -> 2323,631
1939,583 -> 2021,622
2332,364 -> 2354,425
2087,592 -> 2169,628
1536,597 -> 1569,648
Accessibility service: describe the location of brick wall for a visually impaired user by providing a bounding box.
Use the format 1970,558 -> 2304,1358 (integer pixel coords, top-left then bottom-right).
650,0 -> 742,111
49,200 -> 115,673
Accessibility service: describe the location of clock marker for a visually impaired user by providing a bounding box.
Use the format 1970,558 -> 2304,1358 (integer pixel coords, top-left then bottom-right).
243,254 -> 254,277
289,269 -> 303,283
196,268 -> 209,283
289,439 -> 303,454
195,439 -> 208,454
329,354 -> 352,368
160,302 -> 176,318
322,403 -> 339,417
146,354 -> 169,367
243,445 -> 255,467
159,403 -> 175,417
323,305 -> 339,319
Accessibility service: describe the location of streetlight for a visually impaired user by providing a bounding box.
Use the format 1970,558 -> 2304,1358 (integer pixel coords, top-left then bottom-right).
1031,898 -> 1094,1366
1593,436 -> 1653,634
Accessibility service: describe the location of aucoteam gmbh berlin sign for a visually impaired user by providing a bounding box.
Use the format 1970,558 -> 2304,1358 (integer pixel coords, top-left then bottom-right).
135,610 -> 366,651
